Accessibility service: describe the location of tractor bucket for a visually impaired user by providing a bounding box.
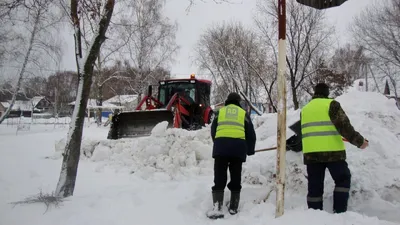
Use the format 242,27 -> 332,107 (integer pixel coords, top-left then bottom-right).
108,109 -> 175,139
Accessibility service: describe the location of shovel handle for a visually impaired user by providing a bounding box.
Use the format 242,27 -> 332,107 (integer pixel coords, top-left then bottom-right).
255,146 -> 277,153
256,138 -> 368,153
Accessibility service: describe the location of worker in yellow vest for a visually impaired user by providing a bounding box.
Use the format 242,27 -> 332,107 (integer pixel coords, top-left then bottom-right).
206,92 -> 256,219
301,83 -> 369,213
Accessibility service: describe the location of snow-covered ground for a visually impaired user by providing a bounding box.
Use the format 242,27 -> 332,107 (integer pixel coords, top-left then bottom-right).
1,89 -> 400,225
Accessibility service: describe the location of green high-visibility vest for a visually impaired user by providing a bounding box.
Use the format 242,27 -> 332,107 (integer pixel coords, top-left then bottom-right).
301,98 -> 345,153
215,104 -> 246,140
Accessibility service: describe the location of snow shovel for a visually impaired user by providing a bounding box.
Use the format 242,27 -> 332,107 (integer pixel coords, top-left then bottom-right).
254,120 -> 300,153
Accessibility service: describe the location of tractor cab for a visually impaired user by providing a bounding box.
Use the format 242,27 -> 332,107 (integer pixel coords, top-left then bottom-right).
157,74 -> 211,109
158,80 -> 196,106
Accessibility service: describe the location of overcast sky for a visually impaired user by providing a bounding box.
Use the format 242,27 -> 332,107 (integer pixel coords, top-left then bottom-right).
59,0 -> 376,79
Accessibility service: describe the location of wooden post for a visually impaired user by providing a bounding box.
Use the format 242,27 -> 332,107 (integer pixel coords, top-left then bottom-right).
275,0 -> 287,218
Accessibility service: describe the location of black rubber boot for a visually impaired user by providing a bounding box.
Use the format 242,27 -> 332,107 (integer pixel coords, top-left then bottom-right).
207,191 -> 224,219
333,191 -> 349,213
228,191 -> 240,215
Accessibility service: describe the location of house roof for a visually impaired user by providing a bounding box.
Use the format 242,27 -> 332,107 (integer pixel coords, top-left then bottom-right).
12,100 -> 35,111
1,102 -> 9,108
31,96 -> 46,106
1,96 -> 48,111
104,95 -> 138,105
68,98 -> 124,109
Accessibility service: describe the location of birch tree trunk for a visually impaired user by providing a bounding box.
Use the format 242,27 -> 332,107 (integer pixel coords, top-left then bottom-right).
0,9 -> 41,124
55,0 -> 115,198
95,54 -> 103,126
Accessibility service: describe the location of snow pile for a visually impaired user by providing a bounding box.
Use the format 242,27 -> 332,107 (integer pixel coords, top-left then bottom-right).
53,121 -> 215,180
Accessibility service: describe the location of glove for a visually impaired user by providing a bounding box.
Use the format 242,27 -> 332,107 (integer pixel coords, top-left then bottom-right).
360,139 -> 369,149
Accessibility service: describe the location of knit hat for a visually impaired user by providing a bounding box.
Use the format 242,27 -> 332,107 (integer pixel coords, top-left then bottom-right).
225,92 -> 241,105
314,83 -> 330,97
227,92 -> 241,102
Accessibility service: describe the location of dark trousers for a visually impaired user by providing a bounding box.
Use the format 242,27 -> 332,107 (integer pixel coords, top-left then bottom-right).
306,160 -> 351,213
212,157 -> 243,192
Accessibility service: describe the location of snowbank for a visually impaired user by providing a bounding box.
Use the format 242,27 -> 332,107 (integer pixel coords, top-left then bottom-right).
53,121 -> 215,180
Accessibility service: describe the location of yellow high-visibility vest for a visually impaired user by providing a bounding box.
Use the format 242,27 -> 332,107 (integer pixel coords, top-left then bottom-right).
301,98 -> 345,153
215,104 -> 246,140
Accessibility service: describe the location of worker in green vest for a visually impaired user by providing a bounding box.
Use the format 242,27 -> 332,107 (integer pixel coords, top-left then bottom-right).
301,83 -> 369,213
207,92 -> 256,219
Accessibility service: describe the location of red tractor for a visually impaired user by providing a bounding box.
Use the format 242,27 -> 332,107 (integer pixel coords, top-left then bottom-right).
107,74 -> 214,139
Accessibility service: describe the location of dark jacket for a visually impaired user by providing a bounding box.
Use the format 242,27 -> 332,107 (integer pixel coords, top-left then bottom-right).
301,95 -> 365,164
211,102 -> 257,162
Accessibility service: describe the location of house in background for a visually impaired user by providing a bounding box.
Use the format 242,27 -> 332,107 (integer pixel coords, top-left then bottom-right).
68,99 -> 124,120
1,96 -> 53,118
104,95 -> 139,110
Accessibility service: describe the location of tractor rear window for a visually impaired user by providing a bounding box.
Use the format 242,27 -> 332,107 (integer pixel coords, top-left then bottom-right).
197,82 -> 211,107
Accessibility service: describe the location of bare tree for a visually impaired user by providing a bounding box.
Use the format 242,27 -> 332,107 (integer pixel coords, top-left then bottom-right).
119,0 -> 178,97
351,0 -> 400,99
74,0 -> 134,125
0,32 -> 7,65
185,0 -> 239,12
0,0 -> 27,19
55,0 -> 115,198
0,79 -> 14,103
376,61 -> 400,107
23,76 -> 48,97
46,71 -> 78,116
0,0 -> 62,124
93,62 -> 137,100
299,45 -> 371,98
351,0 -> 400,69
77,0 -> 178,125
195,21 -> 275,109
254,0 -> 334,109
330,44 -> 369,84
312,59 -> 348,98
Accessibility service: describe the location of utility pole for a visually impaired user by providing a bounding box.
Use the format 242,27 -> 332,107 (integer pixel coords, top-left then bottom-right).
368,64 -> 381,93
275,0 -> 287,218
54,87 -> 57,116
364,64 -> 368,92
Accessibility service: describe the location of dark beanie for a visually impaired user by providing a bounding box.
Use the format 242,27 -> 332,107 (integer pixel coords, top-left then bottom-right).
314,83 -> 330,97
225,92 -> 241,105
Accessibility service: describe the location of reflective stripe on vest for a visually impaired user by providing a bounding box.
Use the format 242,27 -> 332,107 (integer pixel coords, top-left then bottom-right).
215,104 -> 245,140
301,98 -> 345,153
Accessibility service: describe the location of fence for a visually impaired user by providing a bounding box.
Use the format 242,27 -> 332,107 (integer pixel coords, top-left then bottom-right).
5,116 -> 72,127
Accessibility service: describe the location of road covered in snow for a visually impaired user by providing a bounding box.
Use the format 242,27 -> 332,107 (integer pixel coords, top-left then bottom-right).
1,89 -> 400,225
